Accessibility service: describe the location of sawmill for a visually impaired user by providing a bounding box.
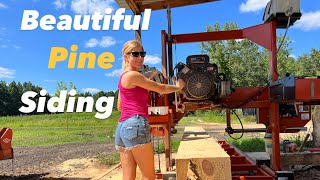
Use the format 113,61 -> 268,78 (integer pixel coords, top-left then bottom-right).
113,0 -> 320,179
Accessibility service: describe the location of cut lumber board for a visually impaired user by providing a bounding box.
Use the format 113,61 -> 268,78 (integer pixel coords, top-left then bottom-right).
175,126 -> 231,180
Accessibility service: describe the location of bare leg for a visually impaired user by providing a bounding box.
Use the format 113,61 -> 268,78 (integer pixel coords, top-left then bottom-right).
119,147 -> 137,180
131,143 -> 155,180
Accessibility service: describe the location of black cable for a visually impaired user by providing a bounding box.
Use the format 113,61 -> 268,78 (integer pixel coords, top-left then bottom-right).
222,81 -> 269,140
227,110 -> 244,140
275,15 -> 292,77
277,16 -> 291,54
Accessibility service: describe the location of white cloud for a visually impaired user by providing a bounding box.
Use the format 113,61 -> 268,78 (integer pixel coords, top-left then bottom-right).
100,36 -> 116,47
0,3 -> 8,9
240,0 -> 269,13
0,67 -> 15,79
0,45 -> 8,48
294,11 -> 320,31
71,0 -> 114,15
85,38 -> 99,48
53,0 -> 68,9
289,54 -> 296,59
82,88 -> 101,94
144,55 -> 161,65
105,69 -> 122,77
85,36 -> 116,48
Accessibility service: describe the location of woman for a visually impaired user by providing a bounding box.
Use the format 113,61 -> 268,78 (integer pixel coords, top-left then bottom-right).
115,40 -> 185,180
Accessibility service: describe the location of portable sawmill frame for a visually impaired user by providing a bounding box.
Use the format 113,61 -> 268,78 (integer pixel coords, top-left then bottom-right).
113,0 -> 320,179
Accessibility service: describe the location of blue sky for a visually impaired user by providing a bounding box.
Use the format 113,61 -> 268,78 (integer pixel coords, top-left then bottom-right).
0,0 -> 319,95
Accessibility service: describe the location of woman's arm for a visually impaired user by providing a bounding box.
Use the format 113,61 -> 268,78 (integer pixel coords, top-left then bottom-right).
117,93 -> 122,112
125,71 -> 185,94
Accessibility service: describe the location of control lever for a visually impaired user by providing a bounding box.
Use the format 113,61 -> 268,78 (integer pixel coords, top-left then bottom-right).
172,76 -> 185,113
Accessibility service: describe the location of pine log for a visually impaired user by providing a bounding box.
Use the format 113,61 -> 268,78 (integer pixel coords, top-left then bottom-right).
313,105 -> 320,147
175,126 -> 231,180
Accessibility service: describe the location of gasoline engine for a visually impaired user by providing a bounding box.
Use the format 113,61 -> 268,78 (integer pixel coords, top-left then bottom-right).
176,55 -> 231,101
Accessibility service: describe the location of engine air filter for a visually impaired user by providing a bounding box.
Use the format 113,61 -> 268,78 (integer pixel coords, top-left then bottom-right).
186,73 -> 211,98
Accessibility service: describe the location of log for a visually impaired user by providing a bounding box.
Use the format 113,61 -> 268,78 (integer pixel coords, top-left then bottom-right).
281,152 -> 320,170
175,126 -> 231,180
313,105 -> 320,147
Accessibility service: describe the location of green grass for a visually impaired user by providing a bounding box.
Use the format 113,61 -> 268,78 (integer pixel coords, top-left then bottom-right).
0,111 -> 120,147
202,111 -> 256,124
1,110 -> 260,154
177,116 -> 194,125
227,136 -> 266,152
153,138 -> 181,154
0,112 -> 119,128
281,134 -> 316,149
180,110 -> 256,124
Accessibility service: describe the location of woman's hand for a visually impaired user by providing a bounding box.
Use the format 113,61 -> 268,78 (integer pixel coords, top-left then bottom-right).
176,79 -> 185,90
124,71 -> 185,94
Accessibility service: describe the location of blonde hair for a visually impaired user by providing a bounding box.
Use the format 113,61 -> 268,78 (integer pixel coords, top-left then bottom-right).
122,40 -> 144,70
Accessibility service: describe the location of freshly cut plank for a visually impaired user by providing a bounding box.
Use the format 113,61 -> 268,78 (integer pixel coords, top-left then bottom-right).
175,126 -> 231,180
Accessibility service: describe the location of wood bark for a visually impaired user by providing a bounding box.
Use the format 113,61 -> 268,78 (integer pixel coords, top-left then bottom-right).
313,105 -> 320,147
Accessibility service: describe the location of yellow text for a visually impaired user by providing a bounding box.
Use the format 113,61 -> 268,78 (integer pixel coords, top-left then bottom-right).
48,44 -> 115,69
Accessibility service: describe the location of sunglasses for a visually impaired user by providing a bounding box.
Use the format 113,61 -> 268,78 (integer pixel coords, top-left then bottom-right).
127,51 -> 146,58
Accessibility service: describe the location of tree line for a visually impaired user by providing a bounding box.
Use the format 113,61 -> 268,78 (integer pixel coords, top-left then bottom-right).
0,81 -> 45,116
200,22 -> 320,87
0,81 -> 118,116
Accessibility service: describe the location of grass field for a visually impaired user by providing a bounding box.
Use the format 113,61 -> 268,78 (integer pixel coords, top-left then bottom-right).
193,110 -> 256,124
0,111 -> 120,147
1,111 -> 265,152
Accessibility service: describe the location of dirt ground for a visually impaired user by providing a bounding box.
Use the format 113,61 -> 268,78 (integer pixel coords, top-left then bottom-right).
0,142 -> 115,179
0,120 -> 316,180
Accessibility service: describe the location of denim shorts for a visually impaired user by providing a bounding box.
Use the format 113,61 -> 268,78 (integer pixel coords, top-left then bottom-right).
115,115 -> 151,149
